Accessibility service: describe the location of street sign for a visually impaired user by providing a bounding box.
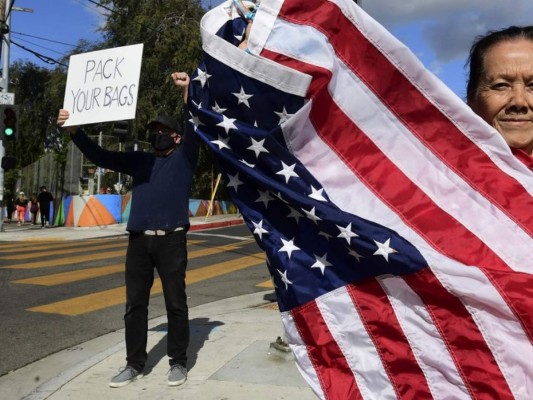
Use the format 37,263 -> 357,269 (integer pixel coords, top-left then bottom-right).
0,92 -> 15,105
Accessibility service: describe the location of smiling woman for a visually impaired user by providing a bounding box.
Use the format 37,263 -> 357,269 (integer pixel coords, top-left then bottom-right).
466,26 -> 533,157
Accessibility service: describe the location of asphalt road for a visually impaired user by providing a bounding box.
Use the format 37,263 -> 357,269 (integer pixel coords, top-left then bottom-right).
0,224 -> 270,377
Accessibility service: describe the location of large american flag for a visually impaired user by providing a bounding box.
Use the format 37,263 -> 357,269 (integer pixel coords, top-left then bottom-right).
187,0 -> 533,398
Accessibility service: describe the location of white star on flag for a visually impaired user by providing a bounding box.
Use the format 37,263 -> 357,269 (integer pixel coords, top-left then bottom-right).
311,253 -> 332,275
336,222 -> 359,244
226,172 -> 243,192
239,159 -> 255,168
212,102 -> 227,114
252,219 -> 269,240
216,115 -> 237,134
193,68 -> 211,87
373,238 -> 398,262
188,112 -> 204,131
318,231 -> 333,240
302,206 -> 322,224
277,269 -> 293,290
211,136 -> 230,150
247,138 -> 269,158
232,86 -> 253,108
191,98 -> 202,110
254,189 -> 275,208
347,248 -> 364,262
309,186 -> 327,202
278,237 -> 300,259
275,106 -> 294,124
276,161 -> 299,183
287,207 -> 303,224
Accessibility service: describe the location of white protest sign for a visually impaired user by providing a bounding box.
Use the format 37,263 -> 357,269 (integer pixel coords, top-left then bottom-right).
62,43 -> 144,126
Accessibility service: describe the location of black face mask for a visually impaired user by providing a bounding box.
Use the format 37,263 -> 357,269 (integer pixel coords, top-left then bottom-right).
150,132 -> 176,152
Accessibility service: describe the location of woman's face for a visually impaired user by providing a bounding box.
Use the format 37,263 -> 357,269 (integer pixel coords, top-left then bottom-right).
468,39 -> 533,155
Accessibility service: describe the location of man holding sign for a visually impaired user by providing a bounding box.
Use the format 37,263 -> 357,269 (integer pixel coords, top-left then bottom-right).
57,71 -> 199,388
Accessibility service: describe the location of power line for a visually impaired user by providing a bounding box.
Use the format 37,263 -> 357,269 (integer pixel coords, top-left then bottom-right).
5,0 -> 102,67
11,35 -> 69,56
10,40 -> 67,67
11,30 -> 78,48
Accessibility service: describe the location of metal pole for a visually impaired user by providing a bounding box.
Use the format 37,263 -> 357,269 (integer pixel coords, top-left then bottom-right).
118,142 -> 121,193
0,0 -> 11,232
97,131 -> 102,192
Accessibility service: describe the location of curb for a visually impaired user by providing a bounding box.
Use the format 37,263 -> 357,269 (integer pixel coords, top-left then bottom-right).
189,217 -> 244,231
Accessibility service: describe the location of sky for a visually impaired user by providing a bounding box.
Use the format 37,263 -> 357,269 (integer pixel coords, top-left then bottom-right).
4,0 -> 533,101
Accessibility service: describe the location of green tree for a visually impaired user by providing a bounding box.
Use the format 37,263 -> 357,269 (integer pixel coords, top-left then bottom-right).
7,0 -> 227,201
99,0 -> 205,140
99,0 -> 223,200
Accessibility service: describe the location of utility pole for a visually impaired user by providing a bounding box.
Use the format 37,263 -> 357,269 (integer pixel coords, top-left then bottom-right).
0,0 -> 32,232
0,0 -> 12,232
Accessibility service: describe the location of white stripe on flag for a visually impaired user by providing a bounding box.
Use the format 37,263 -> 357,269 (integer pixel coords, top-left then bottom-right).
379,276 -> 469,398
200,0 -> 311,97
281,311 -> 325,398
317,286 -> 397,399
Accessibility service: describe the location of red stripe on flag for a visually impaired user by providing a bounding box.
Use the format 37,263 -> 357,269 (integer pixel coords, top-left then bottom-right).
261,19 -> 533,343
483,269 -> 533,342
347,280 -> 433,399
261,48 -> 510,273
276,0 -> 533,239
403,269 -> 514,399
292,301 -> 363,399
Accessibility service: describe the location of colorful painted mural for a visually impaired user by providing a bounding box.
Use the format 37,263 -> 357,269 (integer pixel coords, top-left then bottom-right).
48,195 -> 236,227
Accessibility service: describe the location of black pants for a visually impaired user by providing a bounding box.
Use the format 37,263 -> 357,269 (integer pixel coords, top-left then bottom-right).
40,207 -> 50,226
124,230 -> 189,372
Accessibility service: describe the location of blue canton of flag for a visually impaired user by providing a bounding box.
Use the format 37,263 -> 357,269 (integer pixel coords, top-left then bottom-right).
188,52 -> 428,312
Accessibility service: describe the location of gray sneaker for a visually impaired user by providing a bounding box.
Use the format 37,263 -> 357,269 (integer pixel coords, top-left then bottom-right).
109,366 -> 142,388
168,364 -> 187,386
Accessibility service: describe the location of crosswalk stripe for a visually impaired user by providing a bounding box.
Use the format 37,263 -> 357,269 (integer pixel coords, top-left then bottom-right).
0,239 -> 206,260
27,252 -> 266,315
0,239 -> 204,255
13,264 -> 125,286
256,279 -> 274,288
2,250 -> 127,269
1,240 -> 236,270
0,238 -> 113,252
11,241 -> 254,284
1,243 -> 128,260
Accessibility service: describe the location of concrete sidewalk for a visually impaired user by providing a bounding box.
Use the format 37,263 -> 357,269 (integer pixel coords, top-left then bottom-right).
0,293 -> 316,400
0,215 -> 317,399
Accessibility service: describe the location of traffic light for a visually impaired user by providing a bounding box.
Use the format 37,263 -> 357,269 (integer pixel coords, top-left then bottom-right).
113,120 -> 131,143
1,156 -> 16,171
0,105 -> 19,141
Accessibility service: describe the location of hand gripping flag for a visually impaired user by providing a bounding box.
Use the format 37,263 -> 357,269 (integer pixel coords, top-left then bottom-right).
187,0 -> 533,398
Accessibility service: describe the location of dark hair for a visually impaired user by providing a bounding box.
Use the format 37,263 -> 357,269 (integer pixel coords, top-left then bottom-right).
466,26 -> 533,103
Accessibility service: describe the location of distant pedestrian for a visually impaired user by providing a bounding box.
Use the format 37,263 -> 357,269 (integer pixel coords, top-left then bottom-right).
30,193 -> 39,225
37,186 -> 54,228
14,192 -> 28,225
5,193 -> 15,223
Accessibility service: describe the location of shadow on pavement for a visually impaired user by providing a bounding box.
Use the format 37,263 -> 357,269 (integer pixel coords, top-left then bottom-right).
143,318 -> 224,375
